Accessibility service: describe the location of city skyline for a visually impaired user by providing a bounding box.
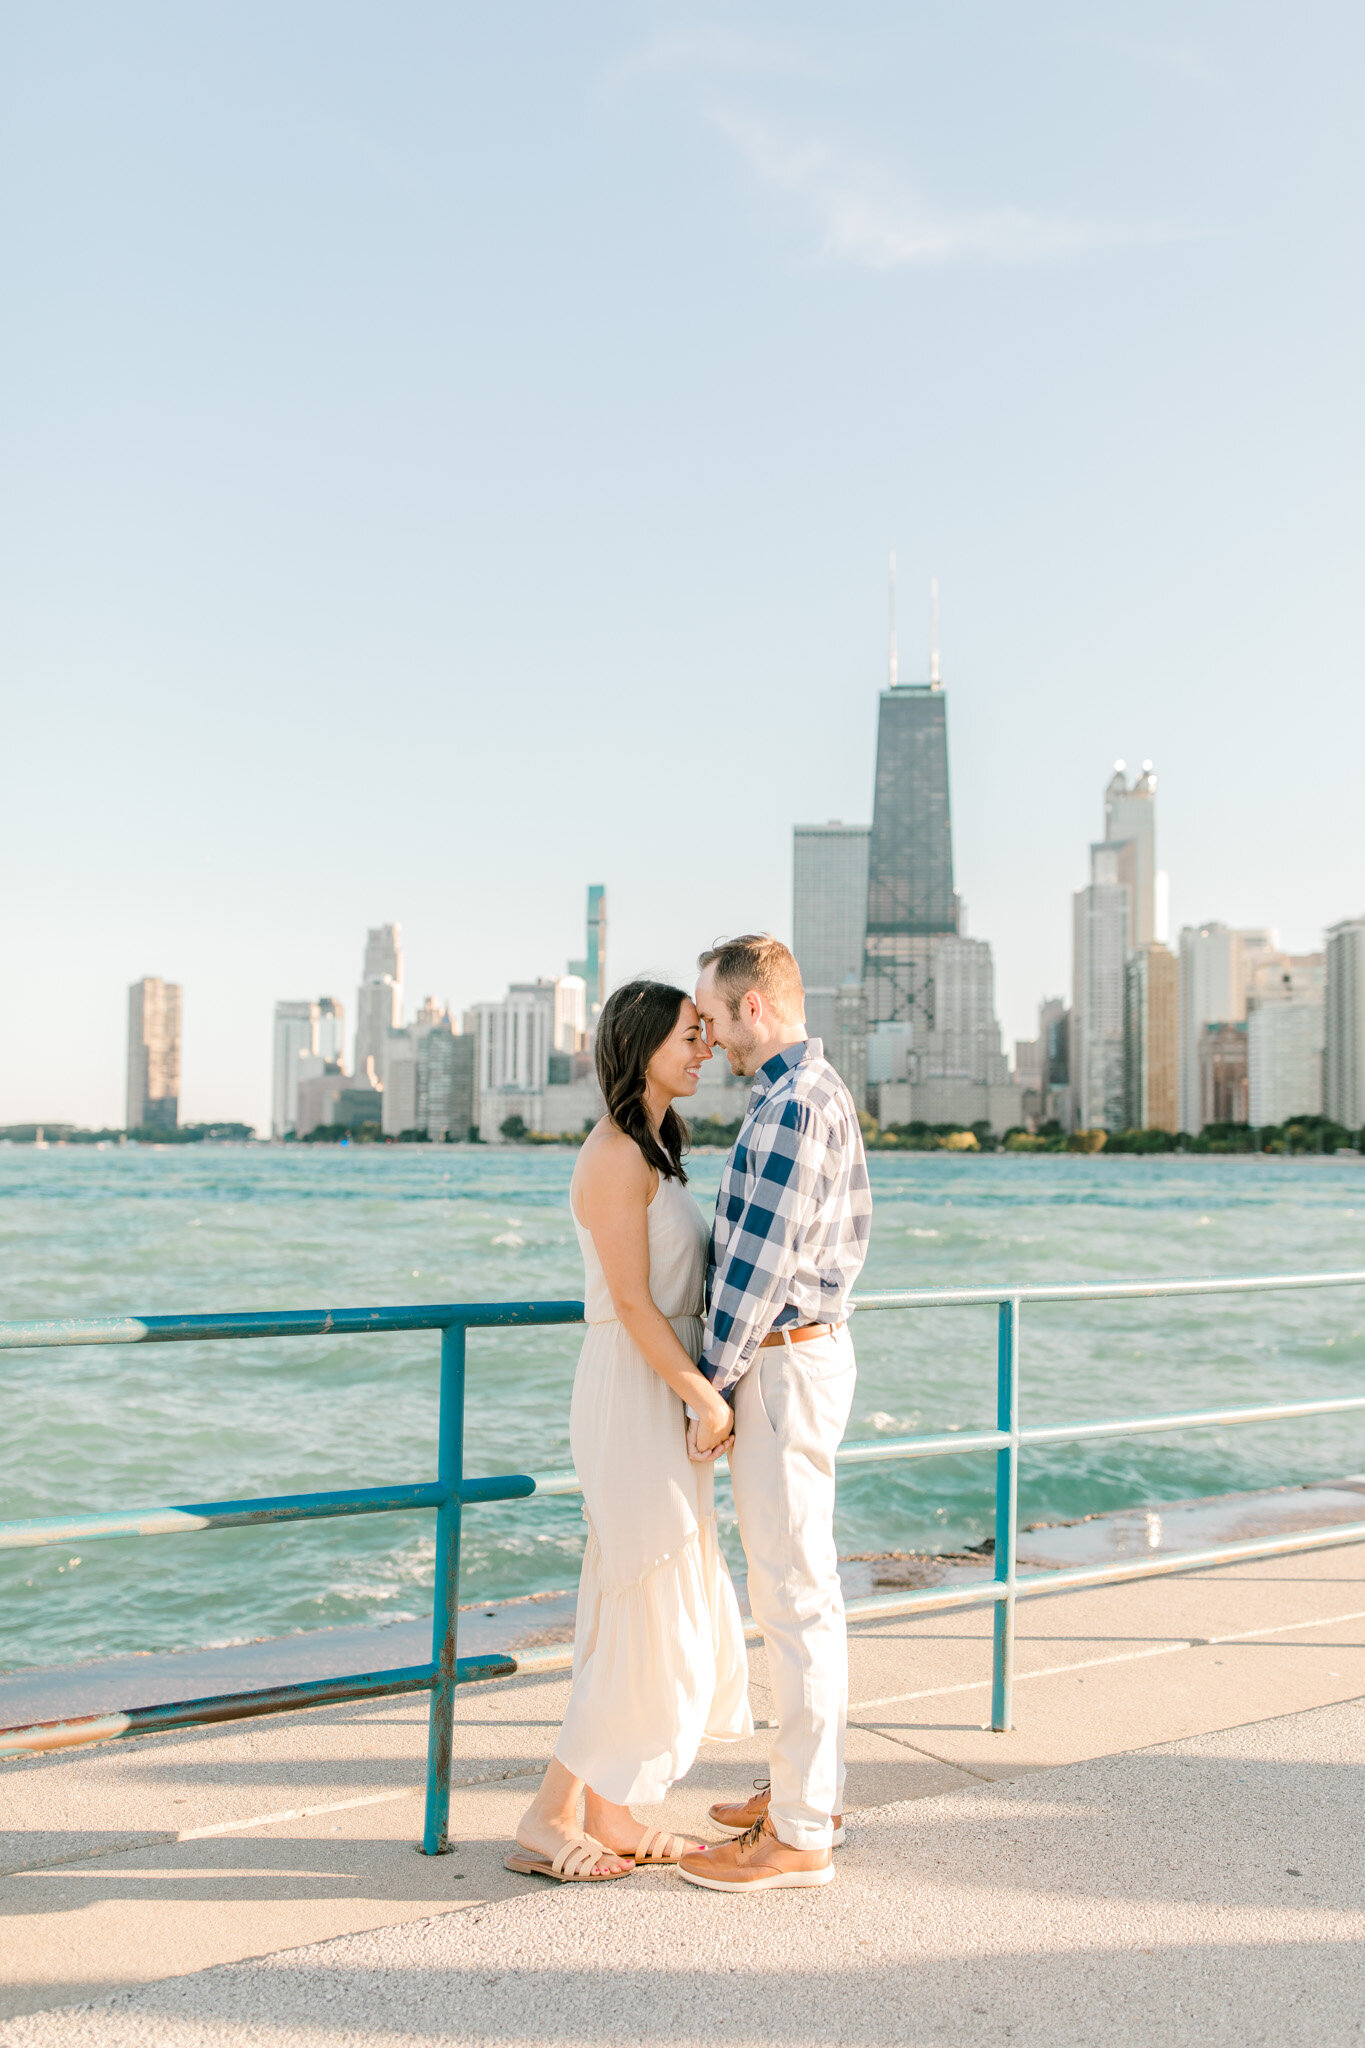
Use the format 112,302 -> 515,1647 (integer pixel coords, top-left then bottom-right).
14,694 -> 1365,1132
102,704 -> 1362,1144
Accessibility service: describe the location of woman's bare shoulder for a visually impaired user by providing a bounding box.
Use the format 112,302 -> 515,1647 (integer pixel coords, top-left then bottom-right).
575,1120 -> 651,1201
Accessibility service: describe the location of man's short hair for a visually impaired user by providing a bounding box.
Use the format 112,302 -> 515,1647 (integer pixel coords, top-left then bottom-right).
697,933 -> 805,1022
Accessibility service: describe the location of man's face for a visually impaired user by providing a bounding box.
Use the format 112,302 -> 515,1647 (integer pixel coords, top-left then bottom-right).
695,966 -> 763,1077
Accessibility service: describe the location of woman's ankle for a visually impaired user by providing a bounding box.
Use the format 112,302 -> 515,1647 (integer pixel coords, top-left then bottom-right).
522,1794 -> 576,1832
584,1794 -> 633,1830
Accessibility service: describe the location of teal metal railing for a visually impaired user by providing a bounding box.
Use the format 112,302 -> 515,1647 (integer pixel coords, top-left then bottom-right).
2,1270 -> 1364,1851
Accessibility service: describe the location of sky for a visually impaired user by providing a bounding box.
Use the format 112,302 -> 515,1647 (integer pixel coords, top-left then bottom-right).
3,2 -> 1362,1129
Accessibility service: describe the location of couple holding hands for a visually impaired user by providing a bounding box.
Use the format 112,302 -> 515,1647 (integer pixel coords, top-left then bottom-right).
506,933 -> 870,1895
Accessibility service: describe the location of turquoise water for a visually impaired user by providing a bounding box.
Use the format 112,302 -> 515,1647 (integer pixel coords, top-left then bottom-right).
2,1145 -> 1364,1673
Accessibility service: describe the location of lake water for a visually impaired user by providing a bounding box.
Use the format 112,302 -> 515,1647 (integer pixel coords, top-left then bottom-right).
2,1145 -> 1363,1674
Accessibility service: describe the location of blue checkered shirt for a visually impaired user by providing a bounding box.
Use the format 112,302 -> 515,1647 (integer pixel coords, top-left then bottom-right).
701,1039 -> 871,1398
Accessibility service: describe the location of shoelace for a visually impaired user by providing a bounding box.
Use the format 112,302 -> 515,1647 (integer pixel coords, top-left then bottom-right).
736,1814 -> 770,1852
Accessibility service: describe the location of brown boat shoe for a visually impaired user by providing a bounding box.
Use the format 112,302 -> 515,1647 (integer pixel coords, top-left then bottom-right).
707,1779 -> 846,1847
678,1813 -> 834,1893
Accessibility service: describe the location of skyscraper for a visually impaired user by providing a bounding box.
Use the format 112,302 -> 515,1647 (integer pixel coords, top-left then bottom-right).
833,979 -> 869,1114
126,978 -> 181,1132
1244,947 -> 1325,1127
1177,923 -> 1239,1133
418,1026 -> 476,1142
1199,1022 -> 1249,1126
363,925 -> 402,983
793,822 -> 870,1050
1039,996 -> 1069,1126
1325,917 -> 1365,1130
568,886 -> 607,1023
553,976 -> 587,1052
355,924 -> 403,1082
380,998 -> 451,1137
863,679 -> 958,1029
1065,763 -> 1161,1131
272,999 -> 318,1138
1072,845 -> 1130,1131
1244,951 -> 1325,1012
1123,942 -> 1178,1131
848,589 -> 1016,1131
473,982 -> 558,1098
1248,1002 -> 1324,1125
316,997 -> 345,1064
1103,763 -> 1158,947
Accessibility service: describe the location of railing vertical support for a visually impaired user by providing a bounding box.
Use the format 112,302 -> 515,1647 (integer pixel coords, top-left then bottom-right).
422,1319 -> 466,1854
991,1296 -> 1020,1732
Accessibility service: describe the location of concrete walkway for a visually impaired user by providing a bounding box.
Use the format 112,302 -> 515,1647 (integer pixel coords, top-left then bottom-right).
3,1544 -> 1365,2044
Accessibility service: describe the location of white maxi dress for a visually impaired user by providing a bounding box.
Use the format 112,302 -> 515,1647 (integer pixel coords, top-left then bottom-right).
555,1173 -> 752,1806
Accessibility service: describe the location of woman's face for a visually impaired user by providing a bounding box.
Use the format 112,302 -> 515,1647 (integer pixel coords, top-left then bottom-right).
646,998 -> 712,1100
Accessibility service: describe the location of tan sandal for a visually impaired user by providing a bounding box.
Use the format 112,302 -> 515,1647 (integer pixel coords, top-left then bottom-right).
504,1835 -> 633,1882
631,1828 -> 698,1866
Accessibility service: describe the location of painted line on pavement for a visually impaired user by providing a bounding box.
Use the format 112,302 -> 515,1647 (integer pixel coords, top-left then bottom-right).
850,1607 -> 1365,1717
179,1788 -> 419,1840
851,1639 -> 1196,1714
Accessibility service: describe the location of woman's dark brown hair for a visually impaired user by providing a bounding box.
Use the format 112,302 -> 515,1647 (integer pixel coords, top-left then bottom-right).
594,979 -> 691,1183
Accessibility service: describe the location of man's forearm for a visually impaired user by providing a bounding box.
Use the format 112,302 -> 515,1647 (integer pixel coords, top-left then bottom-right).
701,1290 -> 779,1397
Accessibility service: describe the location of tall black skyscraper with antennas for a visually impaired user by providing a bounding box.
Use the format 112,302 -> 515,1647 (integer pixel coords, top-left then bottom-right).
862,578 -> 960,1029
793,564 -> 1016,1129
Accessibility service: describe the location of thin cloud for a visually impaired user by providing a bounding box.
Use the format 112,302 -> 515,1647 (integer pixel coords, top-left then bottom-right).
712,109 -> 1175,269
1108,34 -> 1231,91
604,27 -> 827,94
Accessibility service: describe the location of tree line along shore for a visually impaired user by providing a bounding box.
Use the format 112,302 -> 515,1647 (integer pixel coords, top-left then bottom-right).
4,1112 -> 1360,1157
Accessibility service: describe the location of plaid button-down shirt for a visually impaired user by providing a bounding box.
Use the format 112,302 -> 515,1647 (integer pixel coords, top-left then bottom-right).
701,1039 -> 871,1398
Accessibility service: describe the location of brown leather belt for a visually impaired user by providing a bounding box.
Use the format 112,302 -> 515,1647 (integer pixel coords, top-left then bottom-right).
757,1319 -> 844,1350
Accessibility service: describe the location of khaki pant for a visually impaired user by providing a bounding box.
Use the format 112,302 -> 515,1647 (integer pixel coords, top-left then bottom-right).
729,1323 -> 856,1851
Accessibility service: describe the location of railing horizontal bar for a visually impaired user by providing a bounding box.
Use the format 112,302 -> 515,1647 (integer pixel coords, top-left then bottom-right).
519,1435 -> 1014,1498
0,1482 -> 451,1552
4,1272 -> 1362,1353
509,1508 -> 1365,1659
513,1579 -> 1014,1675
524,1467 -> 581,1497
0,1654 -> 518,1759
1021,1394 -> 1365,1447
853,1270 -> 1365,1312
838,1431 -> 1009,1465
0,1473 -> 546,1550
0,1301 -> 587,1351
459,1475 -> 535,1504
1012,1516 -> 1365,1595
521,1386 -> 1365,1500
11,1377 -> 1364,1555
844,1579 -> 1005,1621
830,1517 -> 1365,1626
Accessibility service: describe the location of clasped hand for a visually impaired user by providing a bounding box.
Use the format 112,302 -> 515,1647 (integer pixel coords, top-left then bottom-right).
686,1402 -> 735,1464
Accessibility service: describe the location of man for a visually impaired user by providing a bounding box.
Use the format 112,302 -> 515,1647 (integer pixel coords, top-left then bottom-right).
678,934 -> 871,1894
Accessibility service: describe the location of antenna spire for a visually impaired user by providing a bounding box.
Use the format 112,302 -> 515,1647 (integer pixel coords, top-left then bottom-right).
888,549 -> 898,688
930,576 -> 941,688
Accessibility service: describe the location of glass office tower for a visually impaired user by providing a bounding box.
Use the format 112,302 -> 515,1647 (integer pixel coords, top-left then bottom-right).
569,884 -> 607,1022
793,822 -> 870,1050
863,682 -> 959,1026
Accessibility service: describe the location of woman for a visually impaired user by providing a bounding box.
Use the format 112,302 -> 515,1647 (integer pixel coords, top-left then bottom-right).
506,980 -> 752,1882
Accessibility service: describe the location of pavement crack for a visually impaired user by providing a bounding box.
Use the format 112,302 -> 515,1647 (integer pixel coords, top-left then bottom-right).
2,1763 -> 544,1877
1,1831 -> 177,1878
